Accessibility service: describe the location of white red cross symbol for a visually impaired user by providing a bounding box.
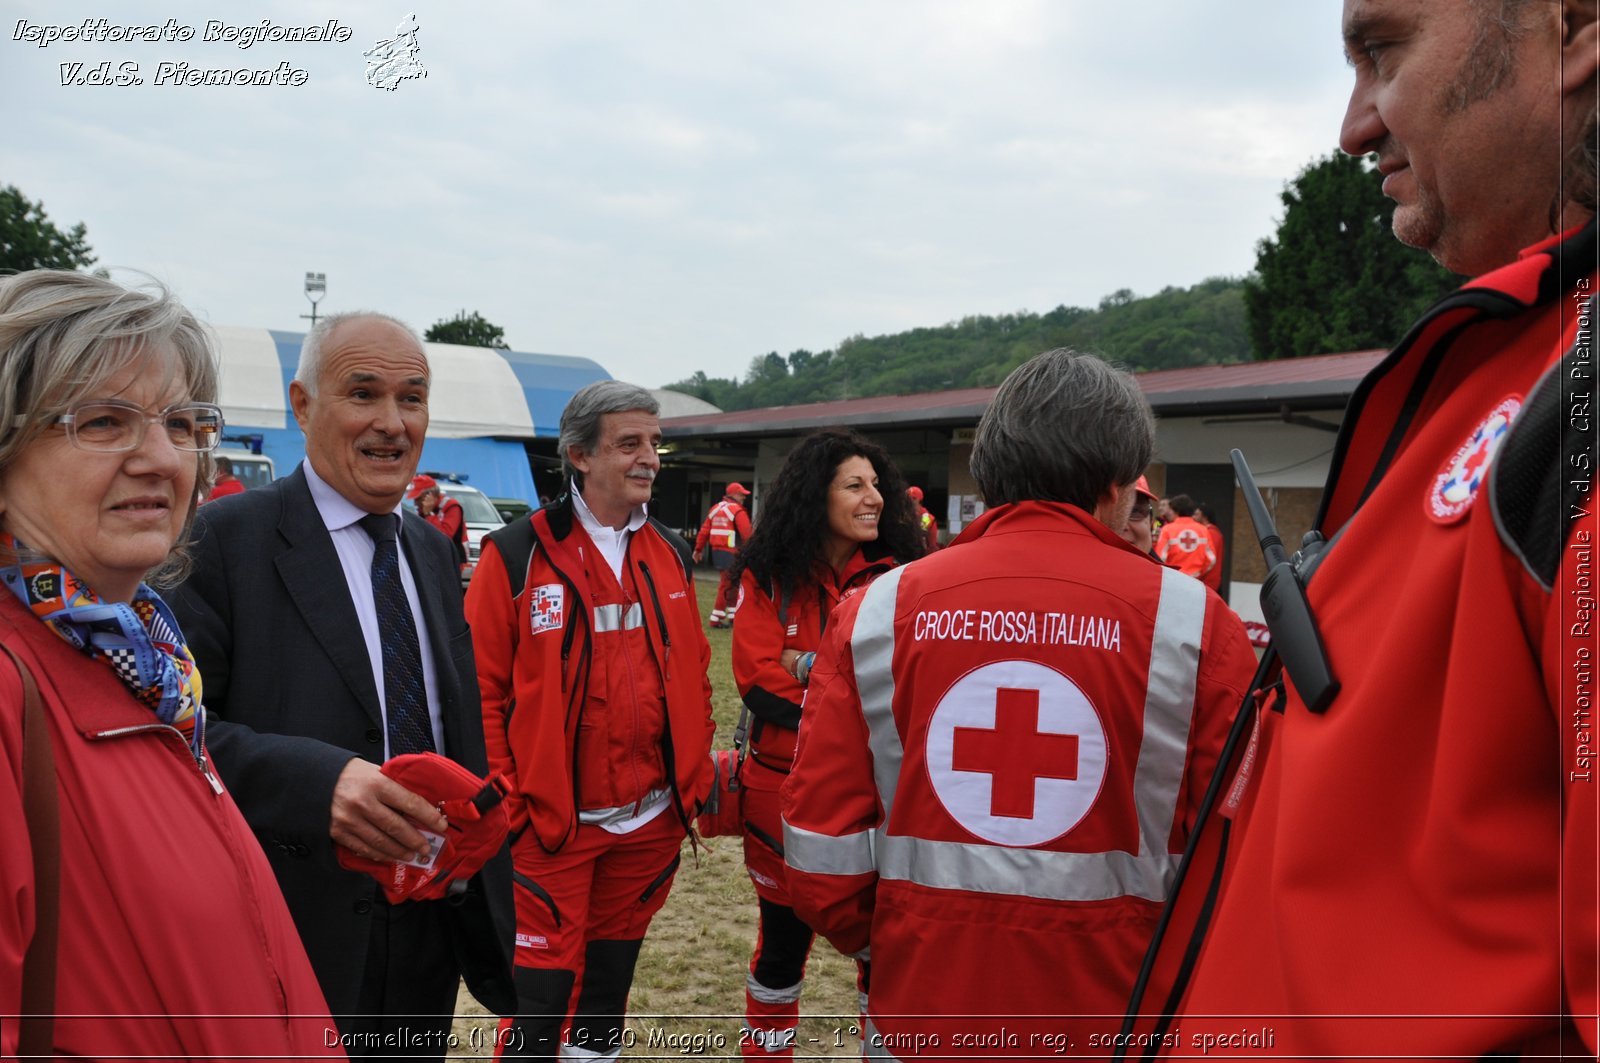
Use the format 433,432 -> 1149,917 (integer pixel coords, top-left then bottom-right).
1174,529 -> 1204,553
925,660 -> 1108,847
529,583 -> 565,634
1427,395 -> 1521,523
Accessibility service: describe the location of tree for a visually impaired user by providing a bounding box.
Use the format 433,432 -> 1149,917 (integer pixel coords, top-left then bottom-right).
0,184 -> 96,273
425,309 -> 509,349
1245,152 -> 1459,360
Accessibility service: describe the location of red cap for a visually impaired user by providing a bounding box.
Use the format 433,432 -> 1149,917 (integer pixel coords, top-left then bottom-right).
726,482 -> 749,497
907,485 -> 924,502
336,753 -> 510,904
407,474 -> 438,501
1134,476 -> 1156,501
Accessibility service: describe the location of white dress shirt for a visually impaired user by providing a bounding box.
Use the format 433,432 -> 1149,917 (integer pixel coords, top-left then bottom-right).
304,461 -> 446,758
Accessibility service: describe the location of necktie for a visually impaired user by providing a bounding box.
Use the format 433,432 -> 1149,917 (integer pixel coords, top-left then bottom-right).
358,512 -> 435,756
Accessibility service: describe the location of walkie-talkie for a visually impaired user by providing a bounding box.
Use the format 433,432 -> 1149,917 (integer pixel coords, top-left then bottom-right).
1231,449 -> 1340,713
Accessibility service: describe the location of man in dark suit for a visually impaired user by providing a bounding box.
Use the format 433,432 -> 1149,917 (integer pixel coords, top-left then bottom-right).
171,312 -> 514,1059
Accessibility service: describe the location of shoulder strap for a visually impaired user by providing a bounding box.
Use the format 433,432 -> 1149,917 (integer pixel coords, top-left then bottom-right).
487,515 -> 541,599
3,641 -> 58,1058
647,517 -> 694,584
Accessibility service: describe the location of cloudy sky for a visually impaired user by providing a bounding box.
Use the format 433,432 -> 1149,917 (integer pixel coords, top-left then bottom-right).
6,2 -> 1355,387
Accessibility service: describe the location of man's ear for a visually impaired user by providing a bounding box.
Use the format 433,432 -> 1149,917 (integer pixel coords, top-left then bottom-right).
1561,0 -> 1599,93
1092,481 -> 1129,527
289,380 -> 312,432
566,445 -> 590,477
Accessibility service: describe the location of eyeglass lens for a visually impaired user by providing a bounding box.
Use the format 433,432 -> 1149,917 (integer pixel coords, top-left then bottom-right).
69,402 -> 222,452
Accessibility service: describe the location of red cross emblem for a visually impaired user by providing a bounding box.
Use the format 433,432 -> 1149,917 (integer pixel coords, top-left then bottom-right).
529,583 -> 565,634
1427,395 -> 1521,524
1174,529 -> 1203,553
953,688 -> 1080,819
925,659 -> 1108,846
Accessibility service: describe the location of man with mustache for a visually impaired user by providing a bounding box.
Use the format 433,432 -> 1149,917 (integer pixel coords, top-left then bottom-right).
1142,1 -> 1599,1056
466,380 -> 715,1060
172,312 -> 514,1058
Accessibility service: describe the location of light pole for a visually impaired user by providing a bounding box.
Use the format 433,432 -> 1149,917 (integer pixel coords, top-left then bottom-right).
301,272 -> 326,327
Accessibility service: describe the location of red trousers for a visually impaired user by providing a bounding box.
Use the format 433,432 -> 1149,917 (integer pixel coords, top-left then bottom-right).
501,810 -> 684,1060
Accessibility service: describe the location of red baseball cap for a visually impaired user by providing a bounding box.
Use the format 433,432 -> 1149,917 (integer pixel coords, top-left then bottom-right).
407,474 -> 439,501
1134,476 -> 1156,501
726,482 -> 749,497
907,485 -> 924,502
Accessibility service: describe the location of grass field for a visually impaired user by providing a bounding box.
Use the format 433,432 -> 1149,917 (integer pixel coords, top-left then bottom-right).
449,573 -> 862,1059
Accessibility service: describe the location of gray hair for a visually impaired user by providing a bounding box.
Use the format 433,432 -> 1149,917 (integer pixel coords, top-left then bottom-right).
558,380 -> 659,486
970,349 -> 1155,510
1462,0 -> 1596,216
0,269 -> 219,586
295,311 -> 425,395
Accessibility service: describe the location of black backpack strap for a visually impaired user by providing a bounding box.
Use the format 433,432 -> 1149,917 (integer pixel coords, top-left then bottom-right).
648,517 -> 694,584
1490,314 -> 1594,592
485,516 -> 540,598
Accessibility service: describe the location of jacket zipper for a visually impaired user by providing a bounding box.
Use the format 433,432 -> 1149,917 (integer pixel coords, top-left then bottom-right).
91,722 -> 224,794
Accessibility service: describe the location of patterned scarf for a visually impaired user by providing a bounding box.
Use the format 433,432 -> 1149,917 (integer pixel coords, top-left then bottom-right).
1,534 -> 205,764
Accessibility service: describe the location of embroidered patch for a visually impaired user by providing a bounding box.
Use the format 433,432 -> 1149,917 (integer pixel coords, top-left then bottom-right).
529,583 -> 565,634
515,932 -> 549,950
1426,395 -> 1522,524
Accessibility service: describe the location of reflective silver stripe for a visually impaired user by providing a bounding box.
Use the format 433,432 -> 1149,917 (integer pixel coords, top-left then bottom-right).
877,833 -> 1178,902
862,1016 -> 907,1062
848,561 -> 1207,904
578,786 -> 671,827
1132,567 -> 1206,868
782,821 -> 875,876
745,972 -> 803,1005
852,567 -> 907,822
741,1024 -> 797,1052
591,601 -> 643,633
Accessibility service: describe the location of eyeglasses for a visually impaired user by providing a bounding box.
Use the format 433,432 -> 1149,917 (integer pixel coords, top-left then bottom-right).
52,399 -> 225,453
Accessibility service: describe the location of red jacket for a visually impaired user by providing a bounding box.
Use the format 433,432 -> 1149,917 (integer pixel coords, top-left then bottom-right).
695,498 -> 752,557
1171,222 -> 1599,1057
1156,515 -> 1215,578
465,501 -> 715,852
732,544 -> 897,774
204,475 -> 245,503
0,594 -> 339,1060
780,502 -> 1255,1052
425,496 -> 467,560
1200,523 -> 1224,592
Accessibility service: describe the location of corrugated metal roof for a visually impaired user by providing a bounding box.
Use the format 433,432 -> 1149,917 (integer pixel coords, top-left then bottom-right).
661,349 -> 1387,437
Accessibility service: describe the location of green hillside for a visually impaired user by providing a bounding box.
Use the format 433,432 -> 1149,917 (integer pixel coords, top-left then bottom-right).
665,276 -> 1248,411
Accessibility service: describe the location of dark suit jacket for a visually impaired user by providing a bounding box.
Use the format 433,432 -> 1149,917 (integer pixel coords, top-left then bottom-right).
170,465 -> 515,1018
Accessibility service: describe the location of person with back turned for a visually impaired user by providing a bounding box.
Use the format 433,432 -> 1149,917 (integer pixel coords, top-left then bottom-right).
780,350 -> 1256,1057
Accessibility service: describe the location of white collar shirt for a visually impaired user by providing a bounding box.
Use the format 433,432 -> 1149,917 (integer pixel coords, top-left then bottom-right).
303,460 -> 445,758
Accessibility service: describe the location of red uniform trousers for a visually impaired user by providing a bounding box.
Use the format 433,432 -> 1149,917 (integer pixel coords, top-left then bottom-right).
501,810 -> 684,1060
710,549 -> 741,623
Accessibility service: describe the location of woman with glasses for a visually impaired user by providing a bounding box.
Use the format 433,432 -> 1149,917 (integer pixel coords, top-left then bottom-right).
0,271 -> 340,1059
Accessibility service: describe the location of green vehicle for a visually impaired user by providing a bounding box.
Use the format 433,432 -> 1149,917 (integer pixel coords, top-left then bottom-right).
489,496 -> 535,525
